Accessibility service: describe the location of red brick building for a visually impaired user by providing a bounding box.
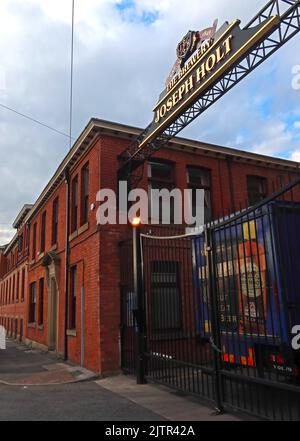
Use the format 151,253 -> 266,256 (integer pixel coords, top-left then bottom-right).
0,118 -> 299,374
0,205 -> 31,341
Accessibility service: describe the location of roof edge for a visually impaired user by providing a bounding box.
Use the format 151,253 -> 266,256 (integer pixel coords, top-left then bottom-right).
12,204 -> 33,229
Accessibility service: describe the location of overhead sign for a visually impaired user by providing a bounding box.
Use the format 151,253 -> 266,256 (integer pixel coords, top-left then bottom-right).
139,15 -> 280,149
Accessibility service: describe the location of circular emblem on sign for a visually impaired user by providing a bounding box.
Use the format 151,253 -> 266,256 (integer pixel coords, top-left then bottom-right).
176,31 -> 194,61
165,20 -> 218,87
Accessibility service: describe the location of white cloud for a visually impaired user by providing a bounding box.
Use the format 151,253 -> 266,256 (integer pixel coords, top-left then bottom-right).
0,228 -> 15,245
291,150 -> 300,162
252,122 -> 293,156
294,121 -> 300,129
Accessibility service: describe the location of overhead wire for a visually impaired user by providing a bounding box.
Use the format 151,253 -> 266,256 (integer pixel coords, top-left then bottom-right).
0,102 -> 73,140
0,1 -> 76,144
69,0 -> 75,150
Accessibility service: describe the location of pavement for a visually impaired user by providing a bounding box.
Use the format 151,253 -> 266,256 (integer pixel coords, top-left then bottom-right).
0,340 -> 96,385
97,376 -> 245,421
0,382 -> 165,421
0,339 -> 250,421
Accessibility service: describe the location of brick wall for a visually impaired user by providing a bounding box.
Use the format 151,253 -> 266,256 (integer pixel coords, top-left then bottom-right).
0,222 -> 29,342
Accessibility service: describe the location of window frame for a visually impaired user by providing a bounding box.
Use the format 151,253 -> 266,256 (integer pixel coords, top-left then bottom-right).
29,282 -> 37,324
148,160 -> 176,224
71,176 -> 79,233
52,197 -> 59,246
247,175 -> 268,206
187,166 -> 213,224
32,223 -> 37,260
40,211 -> 47,253
69,266 -> 77,330
81,163 -> 89,226
150,261 -> 182,332
21,268 -> 25,302
18,234 -> 23,254
38,278 -> 44,326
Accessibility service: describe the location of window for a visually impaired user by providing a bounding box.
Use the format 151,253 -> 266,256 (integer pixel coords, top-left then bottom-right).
81,163 -> 89,225
247,176 -> 268,206
69,266 -> 77,329
40,212 -> 46,253
25,224 -> 30,249
12,275 -> 15,303
29,282 -> 37,323
38,278 -> 44,326
278,175 -> 286,189
16,272 -> 20,302
18,234 -> 23,253
21,268 -> 25,302
52,198 -> 59,245
187,167 -> 212,224
32,223 -> 37,259
148,161 -> 176,223
71,176 -> 78,233
151,261 -> 181,331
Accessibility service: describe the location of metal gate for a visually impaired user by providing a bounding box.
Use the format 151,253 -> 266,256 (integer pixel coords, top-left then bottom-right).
141,230 -> 217,403
120,178 -> 300,420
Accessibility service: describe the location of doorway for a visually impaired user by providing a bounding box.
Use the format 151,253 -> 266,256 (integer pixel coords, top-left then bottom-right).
48,278 -> 58,351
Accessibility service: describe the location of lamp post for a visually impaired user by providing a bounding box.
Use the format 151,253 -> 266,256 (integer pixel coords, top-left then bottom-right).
131,217 -> 146,385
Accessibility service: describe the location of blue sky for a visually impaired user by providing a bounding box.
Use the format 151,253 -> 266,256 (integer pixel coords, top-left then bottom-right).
0,0 -> 299,244
116,0 -> 135,9
116,0 -> 159,24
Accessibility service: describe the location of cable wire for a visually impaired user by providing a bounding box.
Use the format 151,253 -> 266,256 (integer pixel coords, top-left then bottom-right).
0,1 -> 76,144
0,102 -> 73,139
69,0 -> 75,150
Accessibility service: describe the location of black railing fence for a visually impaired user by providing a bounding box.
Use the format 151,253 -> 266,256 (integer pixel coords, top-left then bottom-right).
120,176 -> 300,420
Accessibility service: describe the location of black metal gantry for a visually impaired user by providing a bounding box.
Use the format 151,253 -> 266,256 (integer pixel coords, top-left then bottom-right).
118,0 -> 300,188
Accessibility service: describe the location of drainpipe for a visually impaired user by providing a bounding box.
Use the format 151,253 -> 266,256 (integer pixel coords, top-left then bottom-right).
81,286 -> 84,367
64,167 -> 71,360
